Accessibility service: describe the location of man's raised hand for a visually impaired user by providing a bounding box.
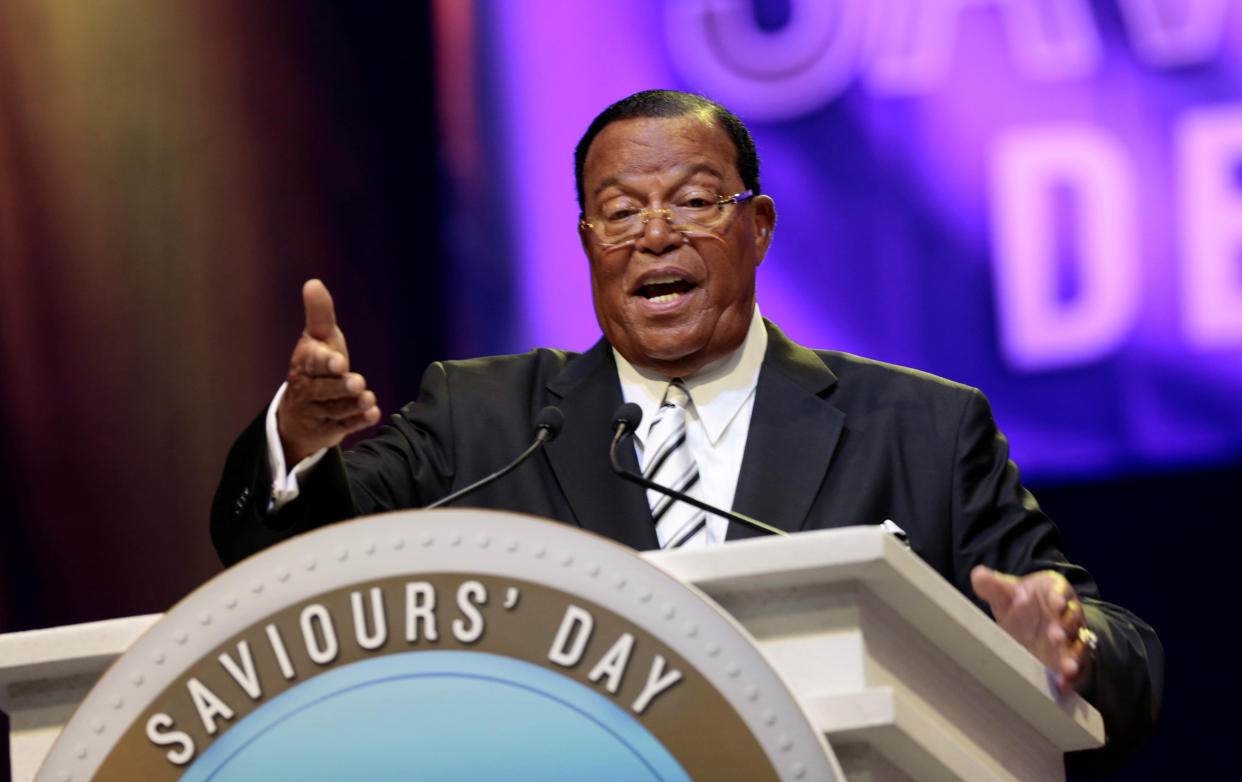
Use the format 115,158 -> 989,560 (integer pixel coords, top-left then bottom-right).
277,279 -> 381,464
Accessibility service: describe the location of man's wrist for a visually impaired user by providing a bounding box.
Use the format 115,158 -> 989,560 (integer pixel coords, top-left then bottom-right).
266,384 -> 327,512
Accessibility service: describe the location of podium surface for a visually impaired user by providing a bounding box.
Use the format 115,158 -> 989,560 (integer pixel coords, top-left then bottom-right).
645,527 -> 1103,781
2,519 -> 1101,782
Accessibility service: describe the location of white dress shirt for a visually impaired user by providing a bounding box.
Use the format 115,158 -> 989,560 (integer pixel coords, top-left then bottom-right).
264,383 -> 327,511
614,305 -> 767,547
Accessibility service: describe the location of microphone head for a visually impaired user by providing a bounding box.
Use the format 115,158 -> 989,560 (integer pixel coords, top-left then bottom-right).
534,405 -> 565,442
611,402 -> 642,435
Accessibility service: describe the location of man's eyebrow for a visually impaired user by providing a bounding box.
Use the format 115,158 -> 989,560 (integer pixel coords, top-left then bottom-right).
681,163 -> 727,182
591,164 -> 729,200
591,175 -> 623,199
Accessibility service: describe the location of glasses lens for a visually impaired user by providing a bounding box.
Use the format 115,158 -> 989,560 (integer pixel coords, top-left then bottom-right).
671,199 -> 729,231
594,203 -> 645,241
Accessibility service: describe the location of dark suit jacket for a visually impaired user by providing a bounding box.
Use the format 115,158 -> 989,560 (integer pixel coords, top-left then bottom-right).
212,321 -> 1161,775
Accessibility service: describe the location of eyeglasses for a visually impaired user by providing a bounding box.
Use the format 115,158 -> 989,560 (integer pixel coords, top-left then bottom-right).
579,190 -> 754,247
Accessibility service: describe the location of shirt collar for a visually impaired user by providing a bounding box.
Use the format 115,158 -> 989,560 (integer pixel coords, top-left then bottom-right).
614,305 -> 767,446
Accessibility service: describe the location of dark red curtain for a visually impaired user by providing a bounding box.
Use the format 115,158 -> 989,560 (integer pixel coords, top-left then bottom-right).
0,0 -> 445,631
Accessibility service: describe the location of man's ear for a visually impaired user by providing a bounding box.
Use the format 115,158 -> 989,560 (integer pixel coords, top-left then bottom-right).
752,195 -> 776,264
578,219 -> 593,258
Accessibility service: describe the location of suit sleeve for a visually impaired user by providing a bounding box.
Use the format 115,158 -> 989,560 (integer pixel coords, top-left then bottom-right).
209,363 -> 459,567
949,388 -> 1163,777
209,408 -> 357,567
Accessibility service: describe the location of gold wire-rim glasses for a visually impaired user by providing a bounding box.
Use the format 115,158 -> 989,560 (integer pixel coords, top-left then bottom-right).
579,189 -> 755,248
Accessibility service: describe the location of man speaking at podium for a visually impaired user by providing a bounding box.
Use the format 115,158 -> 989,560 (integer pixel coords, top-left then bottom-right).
212,90 -> 1161,774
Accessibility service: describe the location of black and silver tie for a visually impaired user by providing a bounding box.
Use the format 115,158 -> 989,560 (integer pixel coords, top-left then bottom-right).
642,380 -> 707,548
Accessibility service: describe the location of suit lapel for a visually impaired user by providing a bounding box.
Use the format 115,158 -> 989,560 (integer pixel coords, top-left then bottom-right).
543,340 -> 660,550
730,322 -> 845,539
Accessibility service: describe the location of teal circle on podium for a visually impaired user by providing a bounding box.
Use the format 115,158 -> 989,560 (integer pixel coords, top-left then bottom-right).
179,650 -> 691,782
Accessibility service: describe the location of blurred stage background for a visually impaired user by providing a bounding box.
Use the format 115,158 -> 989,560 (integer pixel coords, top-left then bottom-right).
2,0 -> 1237,777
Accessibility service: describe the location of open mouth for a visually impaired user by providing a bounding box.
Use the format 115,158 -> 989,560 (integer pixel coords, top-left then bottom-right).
637,274 -> 696,304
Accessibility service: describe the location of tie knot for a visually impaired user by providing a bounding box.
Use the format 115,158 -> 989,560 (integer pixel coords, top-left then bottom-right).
662,380 -> 691,409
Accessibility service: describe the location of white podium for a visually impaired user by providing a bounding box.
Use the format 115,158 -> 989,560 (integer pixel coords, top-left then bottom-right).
644,527 -> 1103,781
1,525 -> 1102,782
0,614 -> 159,782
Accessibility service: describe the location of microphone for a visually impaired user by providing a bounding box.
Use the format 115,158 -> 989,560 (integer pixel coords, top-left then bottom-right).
426,406 -> 565,510
609,403 -> 786,540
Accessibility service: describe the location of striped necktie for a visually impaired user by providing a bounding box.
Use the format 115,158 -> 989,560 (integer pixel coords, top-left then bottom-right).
642,380 -> 707,548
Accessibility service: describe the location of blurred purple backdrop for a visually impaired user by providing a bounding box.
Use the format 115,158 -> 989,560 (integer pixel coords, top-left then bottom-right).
443,0 -> 1242,481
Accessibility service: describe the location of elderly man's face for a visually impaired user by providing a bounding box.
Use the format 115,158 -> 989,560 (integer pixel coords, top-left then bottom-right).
579,115 -> 775,377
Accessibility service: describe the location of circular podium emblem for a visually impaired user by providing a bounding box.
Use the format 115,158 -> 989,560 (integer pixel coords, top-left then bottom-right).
40,510 -> 841,781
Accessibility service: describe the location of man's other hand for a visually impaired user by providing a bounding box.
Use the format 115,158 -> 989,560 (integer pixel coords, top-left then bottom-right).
277,279 -> 381,464
970,565 -> 1094,694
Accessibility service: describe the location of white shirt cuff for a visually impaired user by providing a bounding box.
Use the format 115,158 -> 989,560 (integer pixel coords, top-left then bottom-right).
266,382 -> 328,512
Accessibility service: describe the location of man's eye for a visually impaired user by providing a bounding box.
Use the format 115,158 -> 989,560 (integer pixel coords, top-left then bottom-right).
606,207 -> 638,221
678,195 -> 714,210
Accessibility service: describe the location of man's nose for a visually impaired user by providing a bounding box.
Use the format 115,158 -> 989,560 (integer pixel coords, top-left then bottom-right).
636,210 -> 685,254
